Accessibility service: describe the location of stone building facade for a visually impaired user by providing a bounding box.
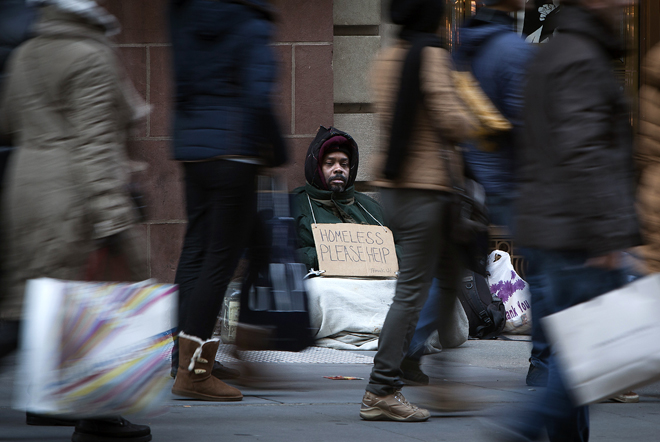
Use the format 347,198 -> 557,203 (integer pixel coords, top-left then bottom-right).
104,0 -> 656,283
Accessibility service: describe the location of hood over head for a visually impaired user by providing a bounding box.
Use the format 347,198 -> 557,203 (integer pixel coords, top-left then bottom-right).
454,8 -> 515,63
304,126 -> 359,191
552,4 -> 625,59
27,0 -> 119,36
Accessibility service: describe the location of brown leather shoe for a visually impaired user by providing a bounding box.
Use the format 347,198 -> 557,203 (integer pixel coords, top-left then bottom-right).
171,333 -> 243,401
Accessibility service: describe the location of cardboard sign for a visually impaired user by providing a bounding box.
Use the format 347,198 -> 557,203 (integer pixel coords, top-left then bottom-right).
311,223 -> 398,278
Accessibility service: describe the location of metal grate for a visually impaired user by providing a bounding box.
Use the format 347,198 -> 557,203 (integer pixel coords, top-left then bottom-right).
214,345 -> 374,364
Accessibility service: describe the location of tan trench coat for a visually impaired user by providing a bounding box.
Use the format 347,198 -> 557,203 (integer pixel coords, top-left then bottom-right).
0,7 -> 147,319
637,44 -> 660,273
369,42 -> 477,191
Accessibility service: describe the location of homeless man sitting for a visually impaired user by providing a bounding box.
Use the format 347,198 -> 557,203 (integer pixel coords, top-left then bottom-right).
292,126 -> 401,271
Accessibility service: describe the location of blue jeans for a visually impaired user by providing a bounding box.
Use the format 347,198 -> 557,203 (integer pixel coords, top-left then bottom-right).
525,250 -> 643,376
405,193 -> 514,360
520,247 -> 551,373
509,248 -> 626,442
406,278 -> 442,360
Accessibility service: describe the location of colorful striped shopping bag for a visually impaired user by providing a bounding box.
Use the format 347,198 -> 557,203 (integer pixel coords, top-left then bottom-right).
14,278 -> 177,418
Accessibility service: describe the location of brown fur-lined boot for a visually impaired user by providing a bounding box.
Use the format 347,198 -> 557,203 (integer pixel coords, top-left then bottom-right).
171,333 -> 243,401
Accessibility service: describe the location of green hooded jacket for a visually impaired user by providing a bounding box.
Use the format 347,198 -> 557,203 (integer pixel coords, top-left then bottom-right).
291,126 -> 401,270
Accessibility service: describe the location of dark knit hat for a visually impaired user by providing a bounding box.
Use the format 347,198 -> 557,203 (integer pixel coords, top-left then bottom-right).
390,0 -> 445,33
320,137 -> 352,162
316,136 -> 353,189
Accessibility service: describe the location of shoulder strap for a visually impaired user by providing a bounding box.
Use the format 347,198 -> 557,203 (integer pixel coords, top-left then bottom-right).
356,201 -> 383,227
306,193 -> 317,225
461,272 -> 493,327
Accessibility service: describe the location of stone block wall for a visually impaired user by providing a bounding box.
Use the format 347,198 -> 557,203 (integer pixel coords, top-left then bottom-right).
104,0 -> 335,282
332,0 -> 384,186
104,0 -> 182,284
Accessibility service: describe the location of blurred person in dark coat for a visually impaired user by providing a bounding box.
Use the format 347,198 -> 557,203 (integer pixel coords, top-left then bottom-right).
0,0 -> 152,440
0,0 -> 35,164
493,0 -> 640,440
169,0 -> 287,402
0,0 -> 35,362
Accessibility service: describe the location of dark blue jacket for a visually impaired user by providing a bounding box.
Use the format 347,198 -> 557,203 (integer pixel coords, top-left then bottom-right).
0,0 -> 35,160
169,0 -> 285,163
453,9 -> 534,197
0,1 -> 35,75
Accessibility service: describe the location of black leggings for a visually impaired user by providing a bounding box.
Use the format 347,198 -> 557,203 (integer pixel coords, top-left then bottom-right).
175,160 -> 258,340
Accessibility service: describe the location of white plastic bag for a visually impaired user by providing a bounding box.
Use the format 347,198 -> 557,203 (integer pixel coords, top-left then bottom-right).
487,250 -> 532,334
542,274 -> 660,405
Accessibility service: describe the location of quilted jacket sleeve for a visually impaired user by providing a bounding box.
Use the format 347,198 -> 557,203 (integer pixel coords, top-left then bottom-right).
420,47 -> 477,143
637,44 -> 660,175
65,49 -> 134,239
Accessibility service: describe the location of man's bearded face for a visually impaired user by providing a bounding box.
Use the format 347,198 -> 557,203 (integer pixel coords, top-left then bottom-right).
322,151 -> 350,193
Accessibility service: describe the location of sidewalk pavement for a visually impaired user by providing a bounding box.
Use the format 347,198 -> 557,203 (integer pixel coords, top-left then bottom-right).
2,338 -> 659,442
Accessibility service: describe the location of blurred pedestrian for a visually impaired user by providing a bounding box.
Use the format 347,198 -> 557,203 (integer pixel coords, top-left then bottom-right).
495,0 -> 641,440
636,42 -> 660,274
359,0 -> 477,422
454,0 -> 533,230
401,0 -> 535,386
0,0 -> 36,364
0,0 -> 152,440
453,0 -> 548,390
169,0 -> 287,401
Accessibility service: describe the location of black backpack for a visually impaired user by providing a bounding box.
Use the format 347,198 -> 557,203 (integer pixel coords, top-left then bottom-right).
456,269 -> 506,339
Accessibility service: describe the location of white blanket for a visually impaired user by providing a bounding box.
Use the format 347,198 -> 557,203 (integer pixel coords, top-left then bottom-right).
305,277 -> 468,351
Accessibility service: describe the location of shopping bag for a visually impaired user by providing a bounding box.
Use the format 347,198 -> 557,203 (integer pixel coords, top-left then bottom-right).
238,176 -> 315,351
542,273 -> 660,406
14,278 -> 177,418
487,250 -> 532,334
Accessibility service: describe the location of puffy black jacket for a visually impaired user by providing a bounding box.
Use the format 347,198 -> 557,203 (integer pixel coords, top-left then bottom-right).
515,5 -> 640,256
169,0 -> 286,164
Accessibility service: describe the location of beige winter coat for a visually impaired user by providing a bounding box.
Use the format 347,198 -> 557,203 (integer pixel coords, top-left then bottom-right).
370,41 -> 477,191
637,43 -> 660,273
0,7 -> 147,319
